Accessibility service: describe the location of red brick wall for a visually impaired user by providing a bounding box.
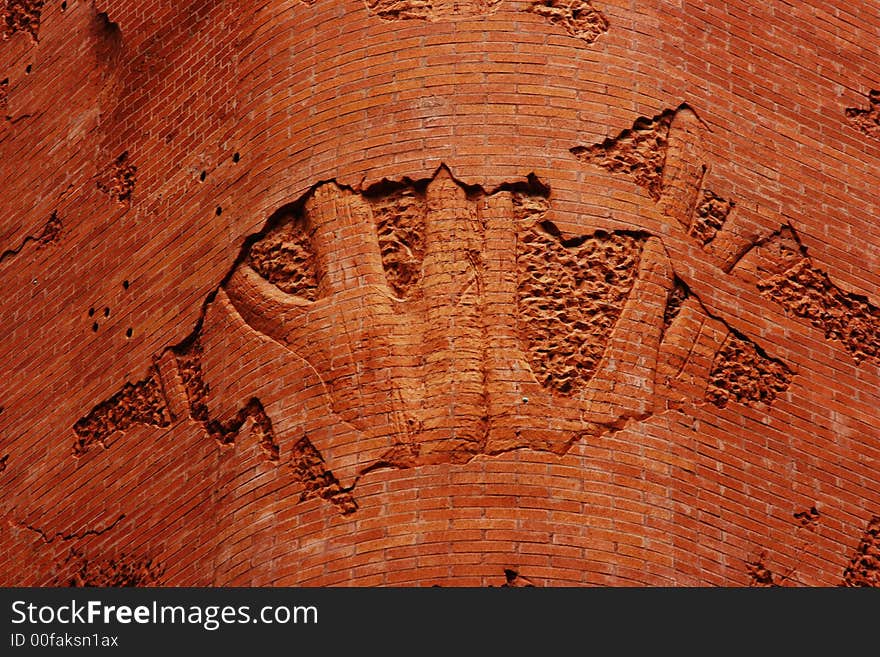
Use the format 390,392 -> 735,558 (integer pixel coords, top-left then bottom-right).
0,0 -> 878,586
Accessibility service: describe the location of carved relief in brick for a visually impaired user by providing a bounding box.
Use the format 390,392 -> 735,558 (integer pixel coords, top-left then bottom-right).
1,0 -> 43,41
842,516 -> 880,587
364,0 -> 500,21
64,552 -> 165,587
572,110 -> 674,201
571,105 -> 734,248
528,0 -> 608,44
690,190 -> 733,246
734,226 -> 880,364
705,333 -> 792,408
845,90 -> 880,141
516,200 -> 645,394
97,152 -> 137,203
75,151 -> 793,513
248,211 -> 319,300
371,187 -> 427,299
73,370 -> 172,455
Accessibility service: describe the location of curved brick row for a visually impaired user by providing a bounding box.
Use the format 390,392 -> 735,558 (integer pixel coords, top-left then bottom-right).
0,0 -> 878,586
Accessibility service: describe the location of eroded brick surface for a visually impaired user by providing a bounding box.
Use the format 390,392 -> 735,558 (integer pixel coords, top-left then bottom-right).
528,0 -> 609,43
705,333 -> 792,407
72,370 -> 171,455
96,152 -> 137,203
516,202 -> 644,394
63,552 -> 165,587
571,110 -> 675,200
737,226 -> 880,364
1,1 -> 876,588
842,517 -> 880,587
690,190 -> 733,245
1,0 -> 42,41
249,213 -> 319,300
845,90 -> 880,140
364,0 -> 500,20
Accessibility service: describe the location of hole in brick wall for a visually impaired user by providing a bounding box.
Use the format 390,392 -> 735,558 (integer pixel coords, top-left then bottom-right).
61,1 -> 66,10
104,307 -> 110,317
92,322 -> 98,332
25,65 -> 32,74
125,327 -> 132,338
199,171 -> 206,182
122,280 -> 129,289
88,308 -> 95,317
215,206 -> 222,216
232,152 -> 240,163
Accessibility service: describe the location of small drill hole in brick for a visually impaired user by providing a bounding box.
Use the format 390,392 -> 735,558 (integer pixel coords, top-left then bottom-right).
232,152 -> 240,163
216,206 -> 222,216
88,308 -> 95,317
123,280 -> 129,289
104,307 -> 110,318
25,65 -> 32,75
92,322 -> 99,332
199,171 -> 207,182
61,1 -> 67,10
126,327 -> 133,338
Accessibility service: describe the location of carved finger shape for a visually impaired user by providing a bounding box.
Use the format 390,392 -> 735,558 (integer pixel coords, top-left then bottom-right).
419,168 -> 487,461
580,236 -> 672,423
657,105 -> 707,229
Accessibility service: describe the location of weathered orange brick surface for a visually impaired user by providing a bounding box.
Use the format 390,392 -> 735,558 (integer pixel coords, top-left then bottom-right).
0,0 -> 878,586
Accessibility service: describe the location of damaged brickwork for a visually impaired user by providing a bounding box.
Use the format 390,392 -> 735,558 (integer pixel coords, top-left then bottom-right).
248,211 -> 319,300
63,551 -> 165,587
0,212 -> 62,265
571,110 -> 675,200
705,332 -> 792,407
842,516 -> 880,587
845,90 -> 880,140
528,0 -> 608,44
363,0 -> 500,21
740,226 -> 880,364
289,436 -> 358,515
370,186 -> 427,299
1,0 -> 43,41
72,370 -> 172,455
690,190 -> 733,245
515,196 -> 644,395
96,152 -> 137,203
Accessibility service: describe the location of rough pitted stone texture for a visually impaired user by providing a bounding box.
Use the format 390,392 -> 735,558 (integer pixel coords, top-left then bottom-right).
1,0 -> 878,589
528,0 -> 609,43
364,0 -> 500,20
842,517 -> 880,587
516,214 -> 643,394
72,370 -> 171,455
690,190 -> 733,245
705,333 -> 792,407
571,110 -> 675,200
248,213 -> 319,300
1,0 -> 42,41
845,90 -> 880,140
